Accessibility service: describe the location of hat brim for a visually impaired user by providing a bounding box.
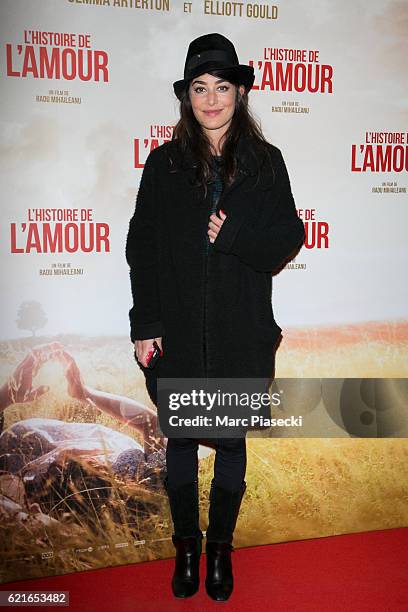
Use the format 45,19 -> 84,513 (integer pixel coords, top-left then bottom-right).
173,63 -> 255,101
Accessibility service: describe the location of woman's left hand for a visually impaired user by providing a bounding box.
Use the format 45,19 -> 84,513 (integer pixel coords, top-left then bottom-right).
208,209 -> 227,243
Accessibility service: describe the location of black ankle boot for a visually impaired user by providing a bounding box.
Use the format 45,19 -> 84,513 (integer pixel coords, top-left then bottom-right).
205,541 -> 234,601
171,533 -> 203,598
205,479 -> 247,602
163,477 -> 203,598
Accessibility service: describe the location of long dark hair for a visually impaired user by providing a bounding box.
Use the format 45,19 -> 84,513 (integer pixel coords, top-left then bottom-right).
171,68 -> 274,196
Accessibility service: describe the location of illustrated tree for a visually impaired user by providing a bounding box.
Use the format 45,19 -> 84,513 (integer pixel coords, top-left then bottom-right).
16,301 -> 47,337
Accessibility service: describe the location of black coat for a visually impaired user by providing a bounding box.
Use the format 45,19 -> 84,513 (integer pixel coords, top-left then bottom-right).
125,134 -> 305,407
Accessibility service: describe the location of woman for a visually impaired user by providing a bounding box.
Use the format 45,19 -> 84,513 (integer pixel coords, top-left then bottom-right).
126,33 -> 305,601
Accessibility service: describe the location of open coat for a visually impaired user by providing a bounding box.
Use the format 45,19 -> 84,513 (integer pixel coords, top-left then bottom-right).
125,135 -> 305,408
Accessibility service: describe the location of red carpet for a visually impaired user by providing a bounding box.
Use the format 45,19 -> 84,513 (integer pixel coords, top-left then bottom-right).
2,527 -> 407,611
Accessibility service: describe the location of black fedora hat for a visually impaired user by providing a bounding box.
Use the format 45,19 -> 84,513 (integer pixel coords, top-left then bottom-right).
173,33 -> 255,101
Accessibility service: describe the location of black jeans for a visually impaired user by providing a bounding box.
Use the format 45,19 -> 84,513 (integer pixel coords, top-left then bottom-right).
165,437 -> 247,492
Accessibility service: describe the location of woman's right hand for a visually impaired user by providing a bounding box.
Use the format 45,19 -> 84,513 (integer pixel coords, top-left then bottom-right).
134,338 -> 163,368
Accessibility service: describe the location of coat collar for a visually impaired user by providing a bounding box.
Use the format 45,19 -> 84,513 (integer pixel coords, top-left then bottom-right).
167,133 -> 266,177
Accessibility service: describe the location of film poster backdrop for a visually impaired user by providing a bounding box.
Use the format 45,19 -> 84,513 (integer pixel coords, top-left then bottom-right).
0,0 -> 407,583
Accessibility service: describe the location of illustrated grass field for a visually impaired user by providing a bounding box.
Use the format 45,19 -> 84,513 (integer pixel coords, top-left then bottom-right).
1,323 -> 407,583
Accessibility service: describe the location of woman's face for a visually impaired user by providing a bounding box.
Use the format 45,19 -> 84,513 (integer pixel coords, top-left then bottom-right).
188,73 -> 245,141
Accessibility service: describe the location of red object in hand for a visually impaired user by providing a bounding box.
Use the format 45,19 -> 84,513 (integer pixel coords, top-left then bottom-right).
145,341 -> 163,369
